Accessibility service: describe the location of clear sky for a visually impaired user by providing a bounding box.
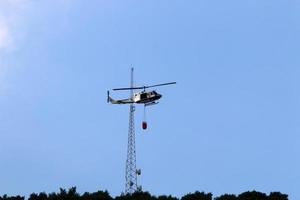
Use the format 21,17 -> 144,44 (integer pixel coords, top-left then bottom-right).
0,0 -> 299,199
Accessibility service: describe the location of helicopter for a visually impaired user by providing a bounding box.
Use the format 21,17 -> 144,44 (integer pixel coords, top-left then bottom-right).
107,82 -> 176,106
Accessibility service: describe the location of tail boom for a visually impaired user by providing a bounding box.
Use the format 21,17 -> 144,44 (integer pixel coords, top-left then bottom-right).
107,91 -> 134,104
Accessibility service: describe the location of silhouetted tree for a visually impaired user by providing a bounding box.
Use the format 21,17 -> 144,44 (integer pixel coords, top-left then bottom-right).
82,191 -> 112,200
28,194 -> 38,200
215,194 -> 237,200
0,188 -> 290,200
47,192 -> 58,200
46,188 -> 79,200
268,192 -> 288,200
238,191 -> 267,200
29,192 -> 48,200
115,191 -> 155,200
157,195 -> 178,200
0,195 -> 24,200
181,191 -> 212,200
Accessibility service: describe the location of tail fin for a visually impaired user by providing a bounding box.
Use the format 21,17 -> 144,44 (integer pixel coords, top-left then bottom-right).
107,91 -> 110,103
107,91 -> 116,104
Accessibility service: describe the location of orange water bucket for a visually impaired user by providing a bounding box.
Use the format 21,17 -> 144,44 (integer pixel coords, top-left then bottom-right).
142,121 -> 147,130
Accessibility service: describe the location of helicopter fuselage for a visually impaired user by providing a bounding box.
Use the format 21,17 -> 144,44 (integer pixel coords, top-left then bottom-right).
107,90 -> 162,105
133,90 -> 162,104
108,81 -> 175,105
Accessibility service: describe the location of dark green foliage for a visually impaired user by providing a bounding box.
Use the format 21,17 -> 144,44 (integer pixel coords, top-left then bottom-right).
46,187 -> 80,200
268,192 -> 288,200
28,193 -> 47,200
181,191 -> 212,200
238,191 -> 267,200
115,191 -> 154,200
82,191 -> 112,200
157,195 -> 178,200
0,188 -> 289,200
0,195 -> 25,200
214,194 -> 237,200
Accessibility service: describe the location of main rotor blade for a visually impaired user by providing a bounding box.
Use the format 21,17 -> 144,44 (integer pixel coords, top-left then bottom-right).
113,86 -> 145,91
145,82 -> 176,88
113,82 -> 176,91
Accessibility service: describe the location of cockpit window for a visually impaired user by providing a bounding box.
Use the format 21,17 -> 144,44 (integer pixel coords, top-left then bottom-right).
141,93 -> 147,99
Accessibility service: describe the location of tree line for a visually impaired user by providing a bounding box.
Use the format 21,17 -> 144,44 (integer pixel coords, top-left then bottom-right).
0,187 -> 288,200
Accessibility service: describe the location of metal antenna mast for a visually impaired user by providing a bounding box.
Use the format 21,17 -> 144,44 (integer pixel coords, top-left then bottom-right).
125,67 -> 138,194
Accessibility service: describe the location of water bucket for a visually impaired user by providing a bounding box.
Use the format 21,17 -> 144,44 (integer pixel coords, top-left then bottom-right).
142,121 -> 147,130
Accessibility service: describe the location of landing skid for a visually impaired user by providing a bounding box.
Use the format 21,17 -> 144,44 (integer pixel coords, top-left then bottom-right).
144,101 -> 159,107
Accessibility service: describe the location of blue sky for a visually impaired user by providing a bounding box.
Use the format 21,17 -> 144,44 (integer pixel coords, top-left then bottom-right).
0,0 -> 299,199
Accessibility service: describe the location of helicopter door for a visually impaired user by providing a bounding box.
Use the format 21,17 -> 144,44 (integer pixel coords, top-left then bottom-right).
140,93 -> 147,100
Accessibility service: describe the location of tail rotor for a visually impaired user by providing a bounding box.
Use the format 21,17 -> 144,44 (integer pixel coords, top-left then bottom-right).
107,91 -> 110,103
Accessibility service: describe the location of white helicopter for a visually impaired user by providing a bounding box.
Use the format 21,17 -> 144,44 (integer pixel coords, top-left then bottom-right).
107,82 -> 176,106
